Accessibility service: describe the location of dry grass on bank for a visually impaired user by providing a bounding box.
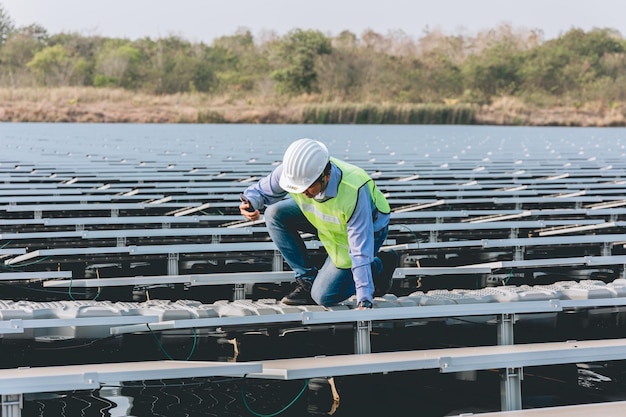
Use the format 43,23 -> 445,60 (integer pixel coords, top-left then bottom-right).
0,87 -> 625,126
478,96 -> 626,127
0,87 -> 299,123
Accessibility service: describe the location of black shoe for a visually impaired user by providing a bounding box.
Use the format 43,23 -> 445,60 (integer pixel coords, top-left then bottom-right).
374,250 -> 398,297
281,279 -> 313,305
356,300 -> 373,310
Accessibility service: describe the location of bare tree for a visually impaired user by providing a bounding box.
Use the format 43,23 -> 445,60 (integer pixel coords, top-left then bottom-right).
0,3 -> 15,46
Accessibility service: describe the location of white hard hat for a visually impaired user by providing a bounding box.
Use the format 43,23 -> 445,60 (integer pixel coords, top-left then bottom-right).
279,138 -> 329,193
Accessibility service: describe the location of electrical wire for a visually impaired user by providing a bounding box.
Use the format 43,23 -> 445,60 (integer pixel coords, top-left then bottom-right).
68,275 -> 102,301
394,224 -> 421,244
504,269 -> 514,285
0,281 -> 86,296
146,324 -> 198,361
240,378 -> 309,417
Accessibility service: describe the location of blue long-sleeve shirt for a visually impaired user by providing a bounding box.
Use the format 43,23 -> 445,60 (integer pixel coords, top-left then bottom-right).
243,162 -> 390,302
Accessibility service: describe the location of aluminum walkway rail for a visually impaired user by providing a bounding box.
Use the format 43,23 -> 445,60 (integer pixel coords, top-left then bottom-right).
2,338 -> 625,416
247,338 -> 626,412
41,266 -> 492,300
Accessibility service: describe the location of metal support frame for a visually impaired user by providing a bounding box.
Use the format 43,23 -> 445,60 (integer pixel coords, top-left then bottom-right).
167,253 -> 179,275
501,367 -> 523,411
233,283 -> 246,300
497,313 -> 522,411
272,250 -> 284,272
355,320 -> 372,354
497,313 -> 515,345
2,394 -> 22,417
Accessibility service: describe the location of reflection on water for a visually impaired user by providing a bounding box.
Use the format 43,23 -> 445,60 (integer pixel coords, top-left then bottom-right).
20,364 -> 626,417
99,387 -> 133,416
24,378 -> 314,417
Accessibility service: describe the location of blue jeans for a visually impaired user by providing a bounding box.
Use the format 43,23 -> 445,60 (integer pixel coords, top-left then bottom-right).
264,198 -> 388,306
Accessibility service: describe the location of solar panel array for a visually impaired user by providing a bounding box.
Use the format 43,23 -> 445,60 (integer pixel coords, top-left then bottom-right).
2,124 -> 626,414
2,125 -> 626,302
2,125 -> 626,362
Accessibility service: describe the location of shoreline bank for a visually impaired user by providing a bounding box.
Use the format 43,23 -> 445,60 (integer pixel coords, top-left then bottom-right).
1,88 -> 625,126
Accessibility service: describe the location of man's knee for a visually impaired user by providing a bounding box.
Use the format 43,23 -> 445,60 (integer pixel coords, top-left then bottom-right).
311,287 -> 340,307
310,286 -> 327,306
263,202 -> 275,216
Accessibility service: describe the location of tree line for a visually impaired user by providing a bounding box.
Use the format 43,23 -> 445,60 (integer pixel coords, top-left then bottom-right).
1,3 -> 626,108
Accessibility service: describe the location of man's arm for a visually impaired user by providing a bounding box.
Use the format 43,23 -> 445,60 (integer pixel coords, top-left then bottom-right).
240,165 -> 288,220
347,186 -> 376,303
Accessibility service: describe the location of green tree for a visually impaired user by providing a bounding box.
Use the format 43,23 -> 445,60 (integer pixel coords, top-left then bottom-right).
317,31 -> 369,100
93,41 -> 141,87
0,24 -> 48,86
402,54 -> 463,102
136,36 -> 217,94
49,33 -> 110,86
518,28 -> 625,96
462,46 -> 524,99
461,34 -> 527,100
27,44 -> 88,86
210,29 -> 268,94
271,29 -> 331,94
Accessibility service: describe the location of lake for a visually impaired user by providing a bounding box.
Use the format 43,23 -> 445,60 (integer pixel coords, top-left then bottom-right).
2,122 -> 626,417
4,123 -> 626,166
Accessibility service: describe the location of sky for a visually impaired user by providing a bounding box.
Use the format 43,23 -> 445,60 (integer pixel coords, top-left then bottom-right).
2,0 -> 625,43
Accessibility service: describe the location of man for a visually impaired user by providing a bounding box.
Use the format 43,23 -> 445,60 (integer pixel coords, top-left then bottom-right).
239,138 -> 398,309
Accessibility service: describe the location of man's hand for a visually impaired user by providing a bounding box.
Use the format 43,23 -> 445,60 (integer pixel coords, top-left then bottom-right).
239,202 -> 260,220
239,194 -> 260,220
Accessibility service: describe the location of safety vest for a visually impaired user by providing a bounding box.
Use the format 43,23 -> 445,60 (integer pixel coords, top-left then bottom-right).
290,158 -> 390,268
